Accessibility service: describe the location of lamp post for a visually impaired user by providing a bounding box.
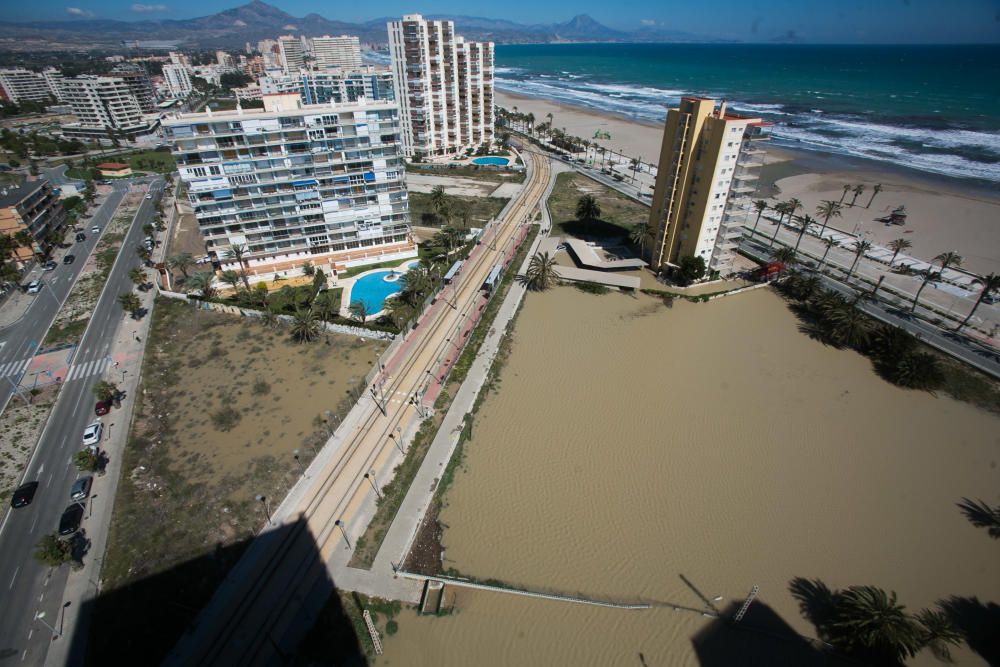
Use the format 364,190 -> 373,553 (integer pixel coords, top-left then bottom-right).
388,432 -> 404,454
334,519 -> 351,549
364,471 -> 382,499
34,611 -> 61,639
292,449 -> 303,474
255,494 -> 272,525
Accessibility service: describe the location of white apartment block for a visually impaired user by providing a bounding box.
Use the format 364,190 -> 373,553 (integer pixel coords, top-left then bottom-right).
259,67 -> 394,106
216,51 -> 235,69
58,75 -> 158,141
162,64 -> 193,98
42,69 -> 64,101
234,83 -> 262,101
0,68 -> 57,104
162,94 -> 414,279
313,35 -> 363,70
278,36 -> 305,75
387,14 -> 495,158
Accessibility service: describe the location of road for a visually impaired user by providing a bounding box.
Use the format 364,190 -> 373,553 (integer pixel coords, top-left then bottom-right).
0,184 -> 129,412
165,149 -> 552,665
0,178 -> 164,666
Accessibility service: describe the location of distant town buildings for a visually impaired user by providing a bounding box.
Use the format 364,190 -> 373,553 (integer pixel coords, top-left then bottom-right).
0,68 -> 57,104
312,35 -> 363,70
259,67 -> 394,106
387,14 -> 495,158
278,35 -> 305,75
0,180 -> 67,267
647,97 -> 769,276
162,64 -> 193,98
162,93 -> 413,278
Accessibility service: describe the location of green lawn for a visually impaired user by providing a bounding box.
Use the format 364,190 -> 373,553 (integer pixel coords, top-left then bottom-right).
547,171 -> 650,238
406,162 -> 526,184
66,150 -> 176,179
408,191 -> 509,229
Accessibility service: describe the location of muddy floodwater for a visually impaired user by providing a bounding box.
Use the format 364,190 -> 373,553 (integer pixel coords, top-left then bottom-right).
381,287 -> 1000,666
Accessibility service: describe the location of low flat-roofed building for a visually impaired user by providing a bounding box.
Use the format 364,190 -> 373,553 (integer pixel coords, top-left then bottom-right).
96,162 -> 133,177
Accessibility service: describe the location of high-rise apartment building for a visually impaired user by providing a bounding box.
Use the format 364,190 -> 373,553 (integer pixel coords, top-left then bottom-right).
647,97 -> 769,276
313,35 -> 363,70
0,180 -> 67,268
278,36 -> 305,75
110,63 -> 157,113
387,14 -> 495,158
216,50 -> 235,69
259,67 -> 394,106
58,75 -> 158,141
0,68 -> 57,104
162,94 -> 414,278
162,64 -> 193,98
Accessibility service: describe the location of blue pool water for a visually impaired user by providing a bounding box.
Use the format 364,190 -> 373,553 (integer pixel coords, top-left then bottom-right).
348,263 -> 416,314
471,156 -> 510,166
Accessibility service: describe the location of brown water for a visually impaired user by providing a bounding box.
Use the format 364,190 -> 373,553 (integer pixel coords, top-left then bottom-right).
382,288 -> 1000,666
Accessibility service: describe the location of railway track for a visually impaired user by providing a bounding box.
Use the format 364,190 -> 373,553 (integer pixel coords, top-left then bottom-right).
167,148 -> 553,666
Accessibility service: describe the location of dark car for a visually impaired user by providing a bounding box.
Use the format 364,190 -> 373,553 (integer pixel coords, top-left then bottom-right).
63,254 -> 75,265
75,232 -> 86,242
70,476 -> 93,501
43,261 -> 58,271
58,504 -> 84,536
11,481 -> 38,508
95,400 -> 111,416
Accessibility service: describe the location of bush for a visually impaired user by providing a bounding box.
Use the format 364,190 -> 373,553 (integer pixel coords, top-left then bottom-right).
572,281 -> 609,295
251,379 -> 271,396
74,449 -> 99,472
34,533 -> 73,567
211,405 -> 241,431
384,620 -> 399,636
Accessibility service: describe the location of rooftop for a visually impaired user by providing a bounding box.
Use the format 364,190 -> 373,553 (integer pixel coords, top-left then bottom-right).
162,95 -> 396,126
0,179 -> 45,209
96,162 -> 130,169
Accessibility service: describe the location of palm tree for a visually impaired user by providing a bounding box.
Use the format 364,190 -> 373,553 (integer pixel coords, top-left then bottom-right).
385,297 -> 416,331
629,222 -> 656,258
910,268 -> 940,313
817,237 -> 839,272
915,609 -> 962,663
849,184 -> 865,207
348,299 -> 368,323
118,292 -> 140,314
866,183 -> 883,208
545,112 -> 553,138
223,245 -> 251,289
847,239 -> 872,282
934,250 -> 962,276
290,308 -> 320,343
793,215 -> 815,253
908,250 -> 962,314
127,267 -> 145,286
956,497 -> 1000,538
956,272 -> 1000,332
768,207 -> 788,247
828,586 -> 923,663
815,200 -> 842,237
521,251 -> 558,291
429,185 -> 449,224
525,112 -> 535,136
771,246 -> 797,277
575,194 -> 601,222
839,184 -> 852,204
313,290 -> 336,322
400,266 -> 433,307
220,269 -> 242,293
887,238 -> 912,267
785,197 -> 803,222
750,200 -> 768,236
168,252 -> 194,280
629,158 -> 640,183
187,271 -> 217,299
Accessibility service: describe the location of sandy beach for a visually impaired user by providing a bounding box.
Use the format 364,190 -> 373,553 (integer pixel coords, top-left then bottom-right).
497,90 -> 1000,276
383,287 -> 1000,666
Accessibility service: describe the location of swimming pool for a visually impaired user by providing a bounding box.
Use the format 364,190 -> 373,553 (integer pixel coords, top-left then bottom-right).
471,156 -> 510,166
347,263 -> 416,314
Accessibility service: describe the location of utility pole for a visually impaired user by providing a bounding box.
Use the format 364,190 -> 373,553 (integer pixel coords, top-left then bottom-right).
733,585 -> 759,623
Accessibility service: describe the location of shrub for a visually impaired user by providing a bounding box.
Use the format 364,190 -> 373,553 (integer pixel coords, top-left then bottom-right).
251,379 -> 271,396
211,405 -> 241,431
385,620 -> 399,636
34,533 -> 74,567
572,281 -> 609,295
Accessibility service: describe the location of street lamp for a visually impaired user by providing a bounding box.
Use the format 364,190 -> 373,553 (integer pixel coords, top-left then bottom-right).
388,432 -> 404,454
254,494 -> 272,525
334,519 -> 351,548
34,611 -> 61,639
364,471 -> 382,499
292,449 -> 303,474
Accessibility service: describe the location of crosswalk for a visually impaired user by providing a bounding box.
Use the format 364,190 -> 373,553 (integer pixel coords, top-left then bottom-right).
64,357 -> 112,382
0,358 -> 30,379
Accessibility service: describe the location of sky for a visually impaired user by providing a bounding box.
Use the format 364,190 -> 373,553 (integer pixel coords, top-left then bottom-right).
2,0 -> 999,43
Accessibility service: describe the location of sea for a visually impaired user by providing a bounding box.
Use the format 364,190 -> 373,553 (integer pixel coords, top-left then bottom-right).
490,43 -> 1000,184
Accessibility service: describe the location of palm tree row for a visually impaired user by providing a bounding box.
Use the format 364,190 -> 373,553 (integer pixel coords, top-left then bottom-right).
838,182 -> 883,208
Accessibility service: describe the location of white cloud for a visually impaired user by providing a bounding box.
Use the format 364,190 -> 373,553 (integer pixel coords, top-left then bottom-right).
282,24 -> 298,30
65,7 -> 95,17
640,19 -> 657,27
131,3 -> 167,11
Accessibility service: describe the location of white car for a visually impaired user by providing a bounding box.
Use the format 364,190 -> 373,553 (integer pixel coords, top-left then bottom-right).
145,194 -> 153,200
81,422 -> 103,447
91,225 -> 100,234
26,280 -> 42,294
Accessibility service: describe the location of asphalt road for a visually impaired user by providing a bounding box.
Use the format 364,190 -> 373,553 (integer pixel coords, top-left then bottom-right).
0,178 -> 163,666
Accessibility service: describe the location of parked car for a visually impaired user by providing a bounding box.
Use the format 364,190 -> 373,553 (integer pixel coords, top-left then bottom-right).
145,194 -> 153,200
81,421 -> 103,446
94,400 -> 111,416
26,279 -> 42,294
983,293 -> 999,305
63,254 -> 75,265
91,225 -> 100,234
10,481 -> 38,508
43,261 -> 58,271
58,504 -> 84,536
75,232 -> 86,242
70,476 -> 93,501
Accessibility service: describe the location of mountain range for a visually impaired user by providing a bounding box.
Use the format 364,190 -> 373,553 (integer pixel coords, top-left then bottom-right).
0,1 -> 709,50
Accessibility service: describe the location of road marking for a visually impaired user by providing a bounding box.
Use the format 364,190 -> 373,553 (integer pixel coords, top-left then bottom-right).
27,629 -> 32,641
9,565 -> 19,588
38,463 -> 43,474
30,515 -> 37,533
38,592 -> 43,602
21,649 -> 26,661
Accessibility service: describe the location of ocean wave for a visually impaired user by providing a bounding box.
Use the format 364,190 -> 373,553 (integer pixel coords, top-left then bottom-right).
496,72 -> 1000,182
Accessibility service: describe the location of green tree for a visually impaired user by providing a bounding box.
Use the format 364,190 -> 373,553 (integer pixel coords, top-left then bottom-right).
291,308 -> 320,342
118,292 -> 141,314
676,255 -> 706,286
301,261 -> 315,276
911,251 -> 962,313
223,244 -> 252,289
957,497 -> 1000,538
73,449 -> 99,472
349,299 -> 369,323
886,238 -> 912,267
826,298 -> 871,349
575,194 -> 601,222
629,222 -> 656,258
847,239 -> 872,282
521,251 -> 558,291
33,534 -> 74,567
839,184 -> 852,204
957,273 -> 1000,332
849,184 -> 865,207
142,222 -> 155,237
771,246 -> 797,277
828,586 -> 923,663
750,199 -> 768,236
220,269 -> 242,293
92,380 -> 119,403
187,271 -> 217,299
866,183 -> 883,209
793,215 -> 815,253
815,200 -> 842,237
136,245 -> 151,262
128,267 -> 145,286
167,252 -> 194,280
428,185 -> 450,225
